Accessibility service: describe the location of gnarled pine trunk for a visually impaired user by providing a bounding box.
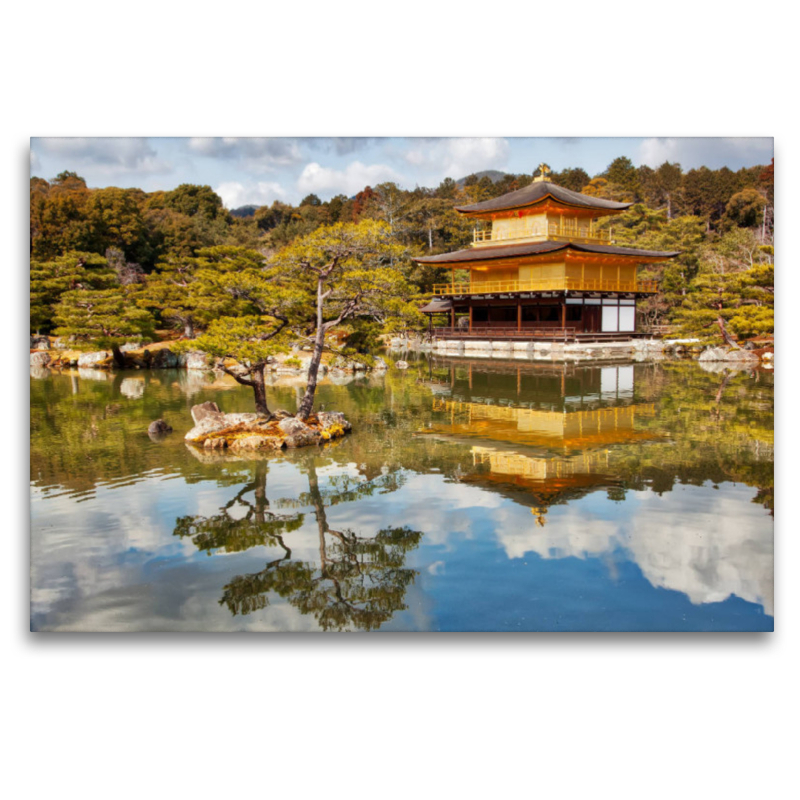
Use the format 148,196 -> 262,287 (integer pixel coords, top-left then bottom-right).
251,366 -> 270,415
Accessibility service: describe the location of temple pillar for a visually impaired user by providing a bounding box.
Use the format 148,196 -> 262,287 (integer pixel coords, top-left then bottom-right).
450,306 -> 455,329
517,300 -> 522,332
469,304 -> 473,332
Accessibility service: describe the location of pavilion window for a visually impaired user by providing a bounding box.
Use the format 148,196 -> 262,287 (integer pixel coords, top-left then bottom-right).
566,306 -> 583,322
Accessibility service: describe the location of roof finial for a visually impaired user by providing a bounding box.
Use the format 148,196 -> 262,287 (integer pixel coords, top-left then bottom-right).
533,163 -> 551,183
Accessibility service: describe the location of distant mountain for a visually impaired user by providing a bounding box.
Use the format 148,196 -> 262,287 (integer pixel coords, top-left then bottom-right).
455,170 -> 510,187
230,205 -> 258,218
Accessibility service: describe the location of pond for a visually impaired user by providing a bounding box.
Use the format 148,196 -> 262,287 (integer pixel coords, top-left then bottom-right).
29,356 -> 774,632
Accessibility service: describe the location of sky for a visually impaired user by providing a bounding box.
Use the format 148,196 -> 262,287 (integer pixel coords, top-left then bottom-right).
29,136 -> 774,209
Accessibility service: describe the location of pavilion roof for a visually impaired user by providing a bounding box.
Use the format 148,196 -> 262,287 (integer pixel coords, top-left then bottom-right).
419,298 -> 453,313
455,181 -> 633,216
413,240 -> 680,265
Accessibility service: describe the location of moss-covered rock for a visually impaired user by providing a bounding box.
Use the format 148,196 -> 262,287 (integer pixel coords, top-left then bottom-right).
184,404 -> 351,451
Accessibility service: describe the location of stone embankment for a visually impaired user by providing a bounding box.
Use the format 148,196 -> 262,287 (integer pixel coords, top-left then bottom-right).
389,336 -> 775,366
184,402 -> 351,452
29,335 -> 389,377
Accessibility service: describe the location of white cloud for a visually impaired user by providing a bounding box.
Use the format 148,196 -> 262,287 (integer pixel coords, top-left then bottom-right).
30,148 -> 40,173
305,137 -> 380,156
33,137 -> 171,175
297,160 -> 402,198
637,137 -> 773,170
188,137 -> 303,171
214,180 -> 288,209
401,137 -> 510,180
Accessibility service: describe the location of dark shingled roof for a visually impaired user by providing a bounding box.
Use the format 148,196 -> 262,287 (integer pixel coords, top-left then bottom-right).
455,181 -> 633,215
419,298 -> 453,313
413,240 -> 680,265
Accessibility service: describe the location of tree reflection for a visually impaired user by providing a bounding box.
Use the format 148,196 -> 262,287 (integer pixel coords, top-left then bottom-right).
174,461 -> 304,554
174,456 -> 421,631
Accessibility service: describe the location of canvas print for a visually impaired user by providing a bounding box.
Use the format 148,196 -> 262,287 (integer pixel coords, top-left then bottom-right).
29,137 -> 774,632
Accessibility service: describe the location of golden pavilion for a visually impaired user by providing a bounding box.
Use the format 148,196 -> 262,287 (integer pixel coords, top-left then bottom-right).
415,166 -> 679,340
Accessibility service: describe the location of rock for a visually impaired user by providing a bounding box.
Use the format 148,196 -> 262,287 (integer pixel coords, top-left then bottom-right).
150,348 -> 179,369
353,361 -> 367,371
317,411 -> 353,436
762,352 -> 774,361
51,337 -> 68,350
698,347 -> 728,362
30,351 -> 51,367
183,351 -> 210,371
373,357 -> 388,371
723,349 -> 759,362
228,435 -> 284,452
184,410 -> 264,442
78,351 -> 110,368
30,335 -> 49,350
147,419 -> 173,436
120,342 -> 142,353
395,360 -> 409,369
277,416 -> 321,448
120,377 -> 145,399
191,401 -> 221,424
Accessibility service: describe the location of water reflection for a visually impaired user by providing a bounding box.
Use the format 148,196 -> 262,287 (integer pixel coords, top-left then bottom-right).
424,358 -> 774,618
30,359 -> 774,631
176,455 -> 421,631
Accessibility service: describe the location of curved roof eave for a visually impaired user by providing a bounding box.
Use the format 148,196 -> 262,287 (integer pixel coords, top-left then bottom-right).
454,181 -> 633,215
413,240 -> 680,265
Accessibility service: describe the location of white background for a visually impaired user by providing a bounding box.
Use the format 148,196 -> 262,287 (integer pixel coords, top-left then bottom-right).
3,2 -> 796,799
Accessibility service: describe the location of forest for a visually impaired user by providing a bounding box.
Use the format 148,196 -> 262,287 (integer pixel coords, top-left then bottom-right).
30,155 -> 775,359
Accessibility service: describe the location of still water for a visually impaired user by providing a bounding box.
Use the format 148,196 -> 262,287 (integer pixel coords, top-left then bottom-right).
30,357 -> 774,632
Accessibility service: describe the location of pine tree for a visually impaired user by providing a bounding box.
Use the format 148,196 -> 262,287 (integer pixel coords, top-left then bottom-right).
274,219 -> 420,420
53,286 -> 156,366
30,251 -> 116,333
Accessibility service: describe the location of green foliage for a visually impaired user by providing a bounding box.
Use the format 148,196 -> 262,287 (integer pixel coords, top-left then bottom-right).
140,246 -> 264,337
342,319 -> 383,354
283,356 -> 302,368
672,229 -> 774,341
30,251 -> 116,333
53,285 -> 156,350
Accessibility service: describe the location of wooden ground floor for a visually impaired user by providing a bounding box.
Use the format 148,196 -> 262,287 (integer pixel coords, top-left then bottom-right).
425,293 -> 642,338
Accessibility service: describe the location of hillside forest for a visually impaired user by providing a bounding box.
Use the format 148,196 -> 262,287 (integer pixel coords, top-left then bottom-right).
30,156 -> 775,353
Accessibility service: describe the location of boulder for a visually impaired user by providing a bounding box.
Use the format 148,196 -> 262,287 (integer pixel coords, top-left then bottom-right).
150,348 -> 179,369
723,349 -> 759,362
120,342 -> 142,353
78,351 -> 110,368
51,337 -> 68,350
277,416 -> 321,448
317,411 -> 353,436
698,347 -> 728,362
395,360 -> 409,369
183,351 -> 210,371
30,335 -> 49,350
191,401 -> 221,424
30,351 -> 51,367
372,357 -> 388,371
762,352 -> 774,361
148,419 -> 173,436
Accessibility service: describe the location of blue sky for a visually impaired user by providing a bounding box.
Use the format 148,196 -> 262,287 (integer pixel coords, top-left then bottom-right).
30,136 -> 773,209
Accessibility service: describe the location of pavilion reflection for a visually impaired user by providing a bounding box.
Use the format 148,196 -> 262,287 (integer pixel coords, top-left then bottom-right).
423,359 -> 662,524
